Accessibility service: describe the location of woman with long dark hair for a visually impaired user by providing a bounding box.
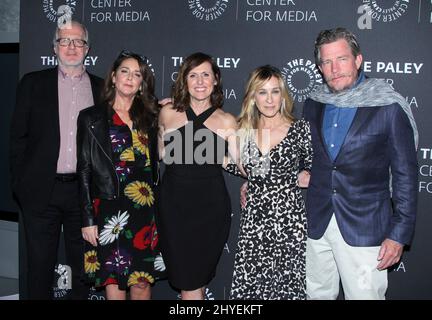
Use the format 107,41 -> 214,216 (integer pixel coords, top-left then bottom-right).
77,50 -> 165,299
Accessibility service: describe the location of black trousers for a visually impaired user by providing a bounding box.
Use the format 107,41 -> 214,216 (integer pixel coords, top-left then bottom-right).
22,179 -> 88,300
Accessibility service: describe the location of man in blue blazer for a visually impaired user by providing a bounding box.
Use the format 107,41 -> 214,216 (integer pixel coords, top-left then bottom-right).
303,28 -> 418,300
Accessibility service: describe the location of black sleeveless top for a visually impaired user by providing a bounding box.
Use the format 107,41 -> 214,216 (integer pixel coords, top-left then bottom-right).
158,105 -> 232,290
162,106 -> 228,178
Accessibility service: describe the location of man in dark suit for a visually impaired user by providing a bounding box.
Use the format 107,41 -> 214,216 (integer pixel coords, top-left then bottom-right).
303,27 -> 418,299
9,20 -> 103,299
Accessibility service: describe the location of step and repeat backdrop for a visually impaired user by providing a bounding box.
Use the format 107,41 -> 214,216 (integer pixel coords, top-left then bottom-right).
18,0 -> 432,299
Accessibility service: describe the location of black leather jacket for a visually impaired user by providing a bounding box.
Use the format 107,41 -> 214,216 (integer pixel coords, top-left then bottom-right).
77,103 -> 159,227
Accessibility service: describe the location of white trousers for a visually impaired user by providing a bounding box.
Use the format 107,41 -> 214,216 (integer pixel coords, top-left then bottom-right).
306,215 -> 387,300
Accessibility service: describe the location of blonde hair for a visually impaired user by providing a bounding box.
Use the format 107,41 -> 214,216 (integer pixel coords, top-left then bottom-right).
238,65 -> 294,144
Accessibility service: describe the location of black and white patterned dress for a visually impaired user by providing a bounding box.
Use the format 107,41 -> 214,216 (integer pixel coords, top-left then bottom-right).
226,119 -> 313,300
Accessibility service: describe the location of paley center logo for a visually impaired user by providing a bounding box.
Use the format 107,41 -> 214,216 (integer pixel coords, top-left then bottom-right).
358,0 -> 410,29
53,263 -> 72,299
188,0 -> 230,21
141,55 -> 156,76
281,58 -> 322,103
43,0 -> 77,23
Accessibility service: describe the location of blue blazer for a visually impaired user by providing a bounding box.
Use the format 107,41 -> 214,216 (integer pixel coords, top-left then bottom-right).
303,99 -> 418,246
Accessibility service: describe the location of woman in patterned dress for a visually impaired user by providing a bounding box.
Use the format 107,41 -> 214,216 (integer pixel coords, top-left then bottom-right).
225,65 -> 313,299
77,51 -> 165,300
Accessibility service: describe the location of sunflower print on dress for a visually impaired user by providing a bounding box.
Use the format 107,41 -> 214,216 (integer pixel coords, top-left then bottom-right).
84,250 -> 100,276
124,181 -> 155,207
127,271 -> 155,286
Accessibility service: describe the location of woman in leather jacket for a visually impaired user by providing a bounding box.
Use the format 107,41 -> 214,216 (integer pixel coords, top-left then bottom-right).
77,50 -> 165,300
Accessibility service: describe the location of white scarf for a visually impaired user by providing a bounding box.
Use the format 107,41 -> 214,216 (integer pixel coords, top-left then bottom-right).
309,78 -> 418,149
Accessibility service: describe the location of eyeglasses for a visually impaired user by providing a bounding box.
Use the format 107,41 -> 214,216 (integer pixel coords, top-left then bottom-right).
56,38 -> 88,48
119,50 -> 149,65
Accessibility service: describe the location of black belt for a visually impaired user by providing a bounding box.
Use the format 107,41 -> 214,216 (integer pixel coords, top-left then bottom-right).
55,173 -> 78,182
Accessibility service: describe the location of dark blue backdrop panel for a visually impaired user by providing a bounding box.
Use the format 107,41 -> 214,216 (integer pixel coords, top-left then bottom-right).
16,0 -> 432,299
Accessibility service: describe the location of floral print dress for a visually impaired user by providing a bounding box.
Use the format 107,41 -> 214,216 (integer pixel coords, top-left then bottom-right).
84,112 -> 165,290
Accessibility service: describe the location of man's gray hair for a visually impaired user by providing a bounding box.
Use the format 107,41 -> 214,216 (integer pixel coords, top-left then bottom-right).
52,20 -> 89,47
314,27 -> 361,65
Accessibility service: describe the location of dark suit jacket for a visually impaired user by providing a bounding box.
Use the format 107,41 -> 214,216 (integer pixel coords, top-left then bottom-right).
9,67 -> 104,213
303,99 -> 418,246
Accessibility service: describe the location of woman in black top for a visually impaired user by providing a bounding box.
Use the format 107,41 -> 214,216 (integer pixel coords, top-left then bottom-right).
157,52 -> 238,300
